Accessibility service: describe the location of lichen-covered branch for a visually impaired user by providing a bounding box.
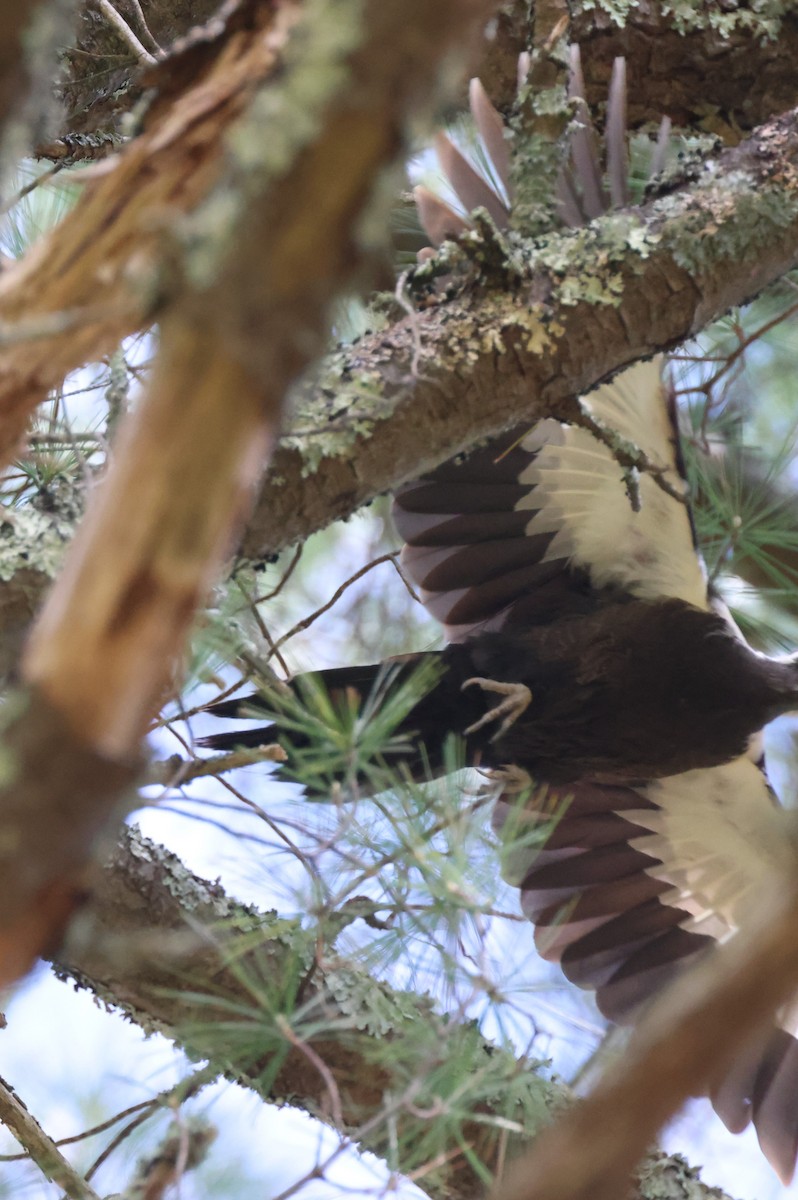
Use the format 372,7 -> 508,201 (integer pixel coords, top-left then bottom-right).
52,1 -> 798,147
0,0 -> 500,986
0,1072 -> 100,1200
570,0 -> 798,136
1,88 -> 798,678
55,827 -> 736,1200
240,106 -> 798,560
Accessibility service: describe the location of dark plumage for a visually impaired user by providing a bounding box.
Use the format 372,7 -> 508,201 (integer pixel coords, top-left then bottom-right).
202,361 -> 798,1182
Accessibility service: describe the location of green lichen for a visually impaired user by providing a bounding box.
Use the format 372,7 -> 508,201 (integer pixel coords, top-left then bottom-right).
531,211 -> 659,307
575,0 -> 789,39
0,486 -> 81,585
657,163 -> 798,275
636,1151 -> 733,1200
572,0 -> 637,24
324,960 -> 434,1036
283,351 -> 390,475
181,0 -> 367,286
662,0 -> 786,39
510,66 -> 572,235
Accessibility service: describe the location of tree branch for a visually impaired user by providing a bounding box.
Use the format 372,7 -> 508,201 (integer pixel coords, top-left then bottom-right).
240,107 -> 798,560
0,0 -> 500,986
3,103 -> 798,673
52,2 -> 798,146
571,1 -> 798,136
0,1072 -> 101,1200
55,827 -> 737,1200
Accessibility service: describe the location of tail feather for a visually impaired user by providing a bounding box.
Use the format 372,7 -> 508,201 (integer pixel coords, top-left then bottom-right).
196,656 -> 466,775
199,663 -> 394,748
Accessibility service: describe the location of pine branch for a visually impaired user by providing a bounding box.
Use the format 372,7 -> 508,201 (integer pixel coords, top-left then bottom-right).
0,1072 -> 100,1200
54,826 -> 737,1200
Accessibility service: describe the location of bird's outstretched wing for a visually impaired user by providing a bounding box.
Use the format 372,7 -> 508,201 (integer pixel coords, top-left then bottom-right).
394,362 -> 798,1181
493,758 -> 798,1180
393,359 -> 708,640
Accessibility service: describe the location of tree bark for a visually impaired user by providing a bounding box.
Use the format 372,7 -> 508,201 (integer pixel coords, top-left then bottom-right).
0,0 -> 499,986
55,826 -> 738,1200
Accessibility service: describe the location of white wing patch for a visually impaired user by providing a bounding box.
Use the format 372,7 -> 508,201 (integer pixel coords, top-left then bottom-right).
518,358 -> 709,609
625,757 -> 793,935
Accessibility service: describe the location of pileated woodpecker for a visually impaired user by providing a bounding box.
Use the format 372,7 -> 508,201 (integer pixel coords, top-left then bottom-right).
200,58 -> 798,1181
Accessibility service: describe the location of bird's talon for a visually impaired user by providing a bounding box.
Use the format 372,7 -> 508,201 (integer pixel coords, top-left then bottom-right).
461,677 -> 532,742
478,764 -> 534,795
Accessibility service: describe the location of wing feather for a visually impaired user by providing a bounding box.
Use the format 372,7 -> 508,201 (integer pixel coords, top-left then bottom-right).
493,755 -> 798,1177
393,359 -> 708,641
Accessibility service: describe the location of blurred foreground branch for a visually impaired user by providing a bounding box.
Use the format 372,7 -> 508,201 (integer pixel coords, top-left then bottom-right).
493,843 -> 798,1200
0,0 -> 498,986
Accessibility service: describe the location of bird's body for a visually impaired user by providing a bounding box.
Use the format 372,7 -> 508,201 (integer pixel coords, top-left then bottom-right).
439,599 -> 798,783
202,359 -> 798,1180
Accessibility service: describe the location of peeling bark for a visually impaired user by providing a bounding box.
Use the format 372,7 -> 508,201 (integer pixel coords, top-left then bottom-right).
0,0 -> 500,986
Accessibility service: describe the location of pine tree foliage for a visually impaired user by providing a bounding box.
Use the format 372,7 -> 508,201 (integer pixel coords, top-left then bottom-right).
5,5 -> 798,1200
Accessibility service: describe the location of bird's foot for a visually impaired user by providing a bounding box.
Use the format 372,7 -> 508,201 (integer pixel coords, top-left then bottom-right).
461,678 -> 532,741
478,764 -> 534,795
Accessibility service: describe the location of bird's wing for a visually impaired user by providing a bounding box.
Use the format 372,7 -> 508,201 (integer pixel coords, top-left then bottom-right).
493,756 -> 798,1182
393,359 -> 709,641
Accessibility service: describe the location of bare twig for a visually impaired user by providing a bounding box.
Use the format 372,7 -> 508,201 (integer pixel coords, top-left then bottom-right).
275,1015 -> 345,1129
269,553 -> 405,658
84,1064 -> 218,1183
149,744 -> 287,786
94,0 -> 158,65
0,1074 -> 101,1200
124,0 -> 163,56
571,405 -> 688,509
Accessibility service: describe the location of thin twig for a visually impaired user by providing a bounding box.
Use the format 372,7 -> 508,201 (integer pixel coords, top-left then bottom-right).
249,542 -> 304,604
84,1065 -> 218,1183
0,1099 -> 152,1161
149,743 -> 287,785
275,1015 -> 344,1128
125,0 -> 164,56
95,0 -> 158,64
699,298 -> 798,396
395,269 -> 424,377
118,1118 -> 215,1199
572,405 -> 688,508
0,1074 -> 100,1200
269,553 -> 403,658
234,573 -> 291,675
0,164 -> 64,218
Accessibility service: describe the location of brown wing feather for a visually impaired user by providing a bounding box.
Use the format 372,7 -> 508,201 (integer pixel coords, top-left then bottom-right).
493,762 -> 798,1181
393,362 -> 707,642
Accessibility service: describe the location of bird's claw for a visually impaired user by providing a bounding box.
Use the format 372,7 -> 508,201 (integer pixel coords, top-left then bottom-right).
477,764 -> 534,795
461,678 -> 532,742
